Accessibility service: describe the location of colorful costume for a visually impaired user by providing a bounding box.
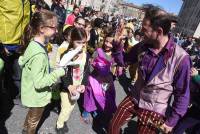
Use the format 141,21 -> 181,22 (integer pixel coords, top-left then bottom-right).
109,36 -> 191,134
83,48 -> 117,114
83,48 -> 117,132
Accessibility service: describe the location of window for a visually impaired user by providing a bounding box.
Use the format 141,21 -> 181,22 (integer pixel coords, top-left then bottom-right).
193,0 -> 199,7
196,10 -> 200,18
185,0 -> 193,8
191,24 -> 196,30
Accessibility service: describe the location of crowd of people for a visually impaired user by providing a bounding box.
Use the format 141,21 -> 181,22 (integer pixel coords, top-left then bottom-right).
0,0 -> 200,134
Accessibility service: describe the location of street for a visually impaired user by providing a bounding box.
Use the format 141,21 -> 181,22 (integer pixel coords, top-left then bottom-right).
5,78 -> 136,134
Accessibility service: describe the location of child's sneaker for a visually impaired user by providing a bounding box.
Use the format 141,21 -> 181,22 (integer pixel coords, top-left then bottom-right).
81,111 -> 91,124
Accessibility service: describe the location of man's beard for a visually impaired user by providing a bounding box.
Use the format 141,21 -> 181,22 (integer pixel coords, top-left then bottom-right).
143,38 -> 156,48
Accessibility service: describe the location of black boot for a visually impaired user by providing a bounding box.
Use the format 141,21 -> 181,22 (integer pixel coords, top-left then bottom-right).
55,122 -> 69,134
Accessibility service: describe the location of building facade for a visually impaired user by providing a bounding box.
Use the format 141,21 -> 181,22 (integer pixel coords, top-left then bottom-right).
44,0 -> 144,18
80,0 -> 118,13
177,0 -> 200,37
44,0 -> 82,7
117,3 -> 144,19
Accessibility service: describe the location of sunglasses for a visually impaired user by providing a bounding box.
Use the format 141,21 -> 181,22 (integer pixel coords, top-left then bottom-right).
76,22 -> 86,27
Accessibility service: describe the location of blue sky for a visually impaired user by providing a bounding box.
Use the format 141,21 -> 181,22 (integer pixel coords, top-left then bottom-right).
125,0 -> 183,14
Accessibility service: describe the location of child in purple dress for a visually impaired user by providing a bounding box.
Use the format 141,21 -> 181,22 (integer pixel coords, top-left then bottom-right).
82,43 -> 117,133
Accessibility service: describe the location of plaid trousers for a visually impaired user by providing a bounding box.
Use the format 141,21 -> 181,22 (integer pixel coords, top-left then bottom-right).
108,95 -> 164,134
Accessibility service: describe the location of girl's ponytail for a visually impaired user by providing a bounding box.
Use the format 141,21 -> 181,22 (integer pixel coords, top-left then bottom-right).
20,10 -> 57,54
20,23 -> 33,54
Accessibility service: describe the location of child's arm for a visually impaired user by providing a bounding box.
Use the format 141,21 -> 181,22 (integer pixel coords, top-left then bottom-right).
31,54 -> 65,91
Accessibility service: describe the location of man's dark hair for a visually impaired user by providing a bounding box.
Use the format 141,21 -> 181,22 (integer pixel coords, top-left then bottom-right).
73,5 -> 79,11
142,4 -> 172,35
143,4 -> 166,23
170,15 -> 178,23
35,0 -> 50,10
93,18 -> 104,28
152,15 -> 172,35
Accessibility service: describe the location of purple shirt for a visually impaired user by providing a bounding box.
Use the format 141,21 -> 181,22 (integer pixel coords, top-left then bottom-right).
113,36 -> 191,127
142,48 -> 160,81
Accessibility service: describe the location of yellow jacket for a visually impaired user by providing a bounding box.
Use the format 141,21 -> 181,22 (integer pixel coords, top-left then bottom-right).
0,0 -> 30,45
